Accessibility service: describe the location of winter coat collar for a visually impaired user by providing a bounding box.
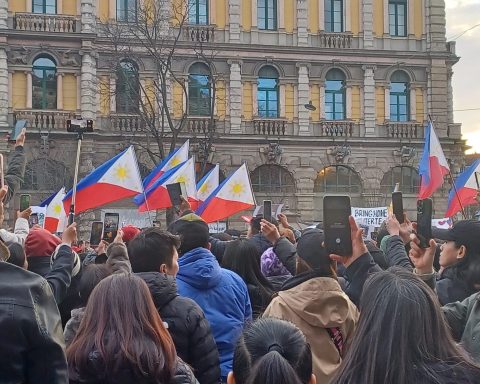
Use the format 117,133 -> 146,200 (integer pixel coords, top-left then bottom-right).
177,247 -> 222,290
136,272 -> 178,311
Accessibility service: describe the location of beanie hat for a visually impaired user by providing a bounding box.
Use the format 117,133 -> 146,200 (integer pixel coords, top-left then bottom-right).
122,225 -> 141,243
168,213 -> 209,255
296,228 -> 329,270
25,228 -> 62,258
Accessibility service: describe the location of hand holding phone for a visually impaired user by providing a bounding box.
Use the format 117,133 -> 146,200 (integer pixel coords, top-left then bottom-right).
166,182 -> 187,208
103,213 -> 120,243
263,200 -> 272,223
20,194 -> 31,212
90,221 -> 104,247
323,196 -> 353,257
392,191 -> 404,224
417,198 -> 433,248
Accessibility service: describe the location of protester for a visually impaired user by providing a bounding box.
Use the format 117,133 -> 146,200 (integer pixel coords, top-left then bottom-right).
222,238 -> 274,318
67,274 -> 197,383
260,245 -> 292,291
228,318 -> 315,384
332,268 -> 480,383
121,224 -> 141,244
0,207 -> 30,245
6,241 -> 27,269
168,213 -> 252,381
262,225 -> 359,383
128,227 -> 221,384
4,127 -> 27,203
247,216 -> 273,255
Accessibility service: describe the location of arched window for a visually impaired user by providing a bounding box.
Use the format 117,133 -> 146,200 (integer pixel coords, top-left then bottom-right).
251,165 -> 295,193
325,69 -> 346,120
188,0 -> 208,24
258,0 -> 277,30
32,56 -> 57,110
258,66 -> 279,118
390,71 -> 410,122
381,166 -> 419,194
116,60 -> 140,114
33,0 -> 56,14
22,159 -> 72,191
117,0 -> 138,22
314,165 -> 362,193
188,63 -> 211,116
389,0 -> 407,36
325,0 -> 343,32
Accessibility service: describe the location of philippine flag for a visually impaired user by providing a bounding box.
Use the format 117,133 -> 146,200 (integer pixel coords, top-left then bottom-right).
196,164 -> 219,203
143,140 -> 189,189
40,188 -> 67,233
418,122 -> 450,199
445,159 -> 480,217
135,157 -> 197,212
63,146 -> 143,214
197,163 -> 255,223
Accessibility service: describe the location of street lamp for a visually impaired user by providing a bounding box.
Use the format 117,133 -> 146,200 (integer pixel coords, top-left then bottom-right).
304,100 -> 316,111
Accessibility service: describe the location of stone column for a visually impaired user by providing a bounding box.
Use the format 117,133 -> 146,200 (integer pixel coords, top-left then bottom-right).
76,74 -> 81,111
297,0 -> 308,46
228,60 -> 242,133
252,82 -> 258,116
384,86 -> 390,121
297,63 -> 310,135
383,0 -> 389,35
81,0 -> 96,33
251,0 -> 257,28
319,85 -> 325,119
346,85 -> 353,119
279,84 -> 286,117
57,73 -> 64,110
109,0 -> 116,19
345,0 -> 351,32
362,64 -> 376,136
26,72 -> 32,109
228,0 -> 241,42
447,68 -> 454,124
362,0 -> 374,48
8,71 -> 12,109
409,87 -> 416,122
58,0 -> 63,14
0,0 -> 8,29
0,48 -> 8,127
278,0 -> 285,30
318,0 -> 324,31
80,51 -> 97,120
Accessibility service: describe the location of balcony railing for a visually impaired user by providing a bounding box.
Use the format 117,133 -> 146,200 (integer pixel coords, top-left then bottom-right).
318,32 -> 353,49
14,13 -> 78,33
253,119 -> 288,136
111,114 -> 145,132
188,117 -> 216,134
386,122 -> 423,139
13,110 -> 72,131
183,25 -> 215,43
318,121 -> 357,137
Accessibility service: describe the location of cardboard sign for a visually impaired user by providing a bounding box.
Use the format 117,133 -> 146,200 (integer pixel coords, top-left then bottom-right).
351,207 -> 388,227
208,222 -> 227,233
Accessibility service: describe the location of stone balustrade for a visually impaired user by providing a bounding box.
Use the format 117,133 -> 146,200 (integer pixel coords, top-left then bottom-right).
111,114 -> 145,132
386,122 -> 422,138
14,13 -> 77,33
319,120 -> 357,137
188,117 -> 216,134
318,32 -> 353,49
13,110 -> 72,131
253,119 -> 288,136
183,25 -> 215,43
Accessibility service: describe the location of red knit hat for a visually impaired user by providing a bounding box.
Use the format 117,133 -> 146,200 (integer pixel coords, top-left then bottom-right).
25,228 -> 62,258
122,225 -> 141,243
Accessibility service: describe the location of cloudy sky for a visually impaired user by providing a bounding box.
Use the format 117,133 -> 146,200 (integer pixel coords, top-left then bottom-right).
445,0 -> 480,153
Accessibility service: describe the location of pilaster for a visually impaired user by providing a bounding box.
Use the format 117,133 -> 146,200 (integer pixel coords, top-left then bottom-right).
81,0 -> 96,33
0,0 -> 8,29
228,60 -> 242,133
57,73 -> 64,110
362,64 -> 376,136
297,63 -> 310,135
362,0 -> 374,48
229,0 -> 241,42
26,72 -> 32,109
0,48 -> 8,127
297,0 -> 308,46
80,51 -> 97,120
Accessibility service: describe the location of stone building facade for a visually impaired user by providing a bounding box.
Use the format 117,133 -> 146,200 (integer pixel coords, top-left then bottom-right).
0,0 -> 465,229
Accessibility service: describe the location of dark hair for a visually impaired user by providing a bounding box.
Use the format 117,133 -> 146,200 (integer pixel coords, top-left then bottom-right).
251,216 -> 278,234
210,232 -> 232,241
128,228 -> 180,273
7,243 -> 26,268
78,264 -> 111,306
233,317 -> 312,384
67,274 -> 177,382
167,218 -> 209,255
333,267 -> 480,384
222,238 -> 274,304
448,241 -> 480,291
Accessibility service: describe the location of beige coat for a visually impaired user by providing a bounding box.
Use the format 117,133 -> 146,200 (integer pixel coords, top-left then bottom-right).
263,277 -> 359,384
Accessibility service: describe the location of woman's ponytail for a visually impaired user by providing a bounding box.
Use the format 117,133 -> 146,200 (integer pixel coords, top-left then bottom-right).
246,351 -> 303,384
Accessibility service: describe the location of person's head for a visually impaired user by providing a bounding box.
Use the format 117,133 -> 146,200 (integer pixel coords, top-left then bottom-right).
67,274 -> 177,382
84,241 -> 91,250
78,264 -> 111,306
77,240 -> 85,252
128,228 -> 180,276
333,267 -> 480,384
210,232 -> 233,241
24,228 -> 61,258
167,213 -> 210,255
295,229 -> 334,277
7,242 -> 27,269
121,225 -> 141,245
228,317 -> 315,384
439,220 -> 480,269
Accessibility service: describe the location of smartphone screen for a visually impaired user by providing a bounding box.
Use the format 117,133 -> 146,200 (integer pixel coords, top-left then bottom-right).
89,221 -> 103,247
29,213 -> 39,228
323,195 -> 352,257
392,191 -> 404,224
263,200 -> 272,222
20,194 -> 31,212
417,198 -> 433,248
10,121 -> 26,142
103,213 -> 120,243
166,182 -> 187,207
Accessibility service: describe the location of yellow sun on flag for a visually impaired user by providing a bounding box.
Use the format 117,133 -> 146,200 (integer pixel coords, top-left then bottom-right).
231,182 -> 245,197
115,165 -> 129,181
199,182 -> 210,194
53,204 -> 62,215
170,156 -> 181,167
176,175 -> 187,184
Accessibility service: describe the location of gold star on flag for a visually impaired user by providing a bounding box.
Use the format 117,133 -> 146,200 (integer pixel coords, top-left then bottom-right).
199,182 -> 210,194
115,165 -> 129,181
176,175 -> 187,184
170,156 -> 181,167
231,182 -> 245,197
53,204 -> 62,215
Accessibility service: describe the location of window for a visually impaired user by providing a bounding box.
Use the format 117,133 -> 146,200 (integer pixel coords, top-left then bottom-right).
32,56 -> 57,110
325,69 -> 346,120
188,0 -> 208,24
325,0 -> 343,32
22,159 -> 72,191
389,0 -> 407,36
381,166 -> 419,194
314,165 -> 362,193
116,61 -> 140,114
117,0 -> 137,22
390,71 -> 410,122
258,0 -> 277,30
188,63 -> 211,116
258,66 -> 279,118
251,165 -> 295,193
33,0 -> 56,14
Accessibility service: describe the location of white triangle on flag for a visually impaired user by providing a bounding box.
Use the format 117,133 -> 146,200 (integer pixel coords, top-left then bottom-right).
163,140 -> 190,173
429,123 -> 450,170
163,157 -> 197,199
98,147 -> 143,193
197,164 -> 220,202
216,164 -> 254,204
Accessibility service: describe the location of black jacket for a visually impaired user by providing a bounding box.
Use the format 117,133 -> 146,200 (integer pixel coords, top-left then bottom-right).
138,272 -> 221,384
247,283 -> 273,319
250,233 -> 272,256
0,261 -> 68,383
4,145 -> 26,204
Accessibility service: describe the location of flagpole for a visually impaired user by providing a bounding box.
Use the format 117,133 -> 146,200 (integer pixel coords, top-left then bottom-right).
68,133 -> 83,226
131,146 -> 154,227
427,115 -> 466,220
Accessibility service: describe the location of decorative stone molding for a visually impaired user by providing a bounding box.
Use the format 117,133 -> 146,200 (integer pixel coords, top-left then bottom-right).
394,146 -> 417,164
7,46 -> 29,65
60,50 -> 81,66
260,142 -> 283,164
327,143 -> 351,164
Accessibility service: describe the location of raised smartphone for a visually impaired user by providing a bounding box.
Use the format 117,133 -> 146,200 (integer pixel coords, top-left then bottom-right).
263,200 -> 272,222
103,213 -> 120,243
392,191 -> 404,224
90,221 -> 104,247
20,194 -> 31,212
323,195 -> 352,257
417,198 -> 433,248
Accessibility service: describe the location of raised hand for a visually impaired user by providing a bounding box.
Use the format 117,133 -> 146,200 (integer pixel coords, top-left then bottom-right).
329,216 -> 368,268
409,233 -> 436,274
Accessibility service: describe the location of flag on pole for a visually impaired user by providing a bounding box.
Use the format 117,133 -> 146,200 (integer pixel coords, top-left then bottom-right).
196,163 -> 255,223
196,164 -> 219,203
445,159 -> 480,217
418,121 -> 450,199
63,146 -> 143,214
40,188 -> 67,233
143,140 -> 189,189
135,157 -> 197,212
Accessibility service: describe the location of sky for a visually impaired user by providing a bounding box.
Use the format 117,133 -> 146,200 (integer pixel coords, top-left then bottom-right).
445,0 -> 480,153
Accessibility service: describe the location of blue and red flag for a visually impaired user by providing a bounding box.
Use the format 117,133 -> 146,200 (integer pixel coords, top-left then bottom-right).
445,159 -> 480,217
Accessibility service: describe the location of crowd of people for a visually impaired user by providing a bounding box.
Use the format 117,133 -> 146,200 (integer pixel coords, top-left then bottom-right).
1,130 -> 480,383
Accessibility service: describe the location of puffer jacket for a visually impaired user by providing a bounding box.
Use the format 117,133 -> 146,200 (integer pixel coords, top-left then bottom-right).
0,217 -> 29,246
176,247 -> 252,380
263,274 -> 359,383
139,272 -> 221,384
64,307 -> 85,347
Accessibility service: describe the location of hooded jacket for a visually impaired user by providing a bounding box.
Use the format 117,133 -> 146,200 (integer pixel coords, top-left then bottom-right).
0,217 -> 29,246
176,247 -> 252,380
263,275 -> 359,383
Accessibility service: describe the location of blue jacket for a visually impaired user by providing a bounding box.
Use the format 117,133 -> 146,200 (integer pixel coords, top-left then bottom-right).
176,247 -> 252,379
